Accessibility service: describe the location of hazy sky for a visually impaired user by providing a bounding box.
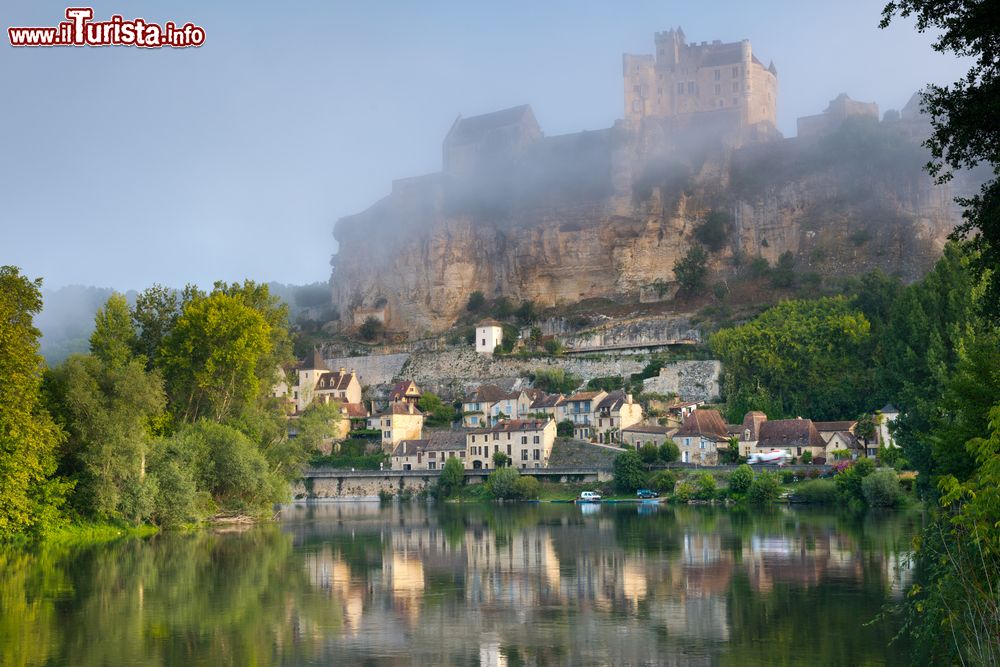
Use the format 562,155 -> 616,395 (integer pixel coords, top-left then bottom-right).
1,0 -> 968,291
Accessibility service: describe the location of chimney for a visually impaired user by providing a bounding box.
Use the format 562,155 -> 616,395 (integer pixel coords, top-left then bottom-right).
339,367 -> 346,374
626,393 -> 633,404
408,403 -> 414,414
350,368 -> 356,376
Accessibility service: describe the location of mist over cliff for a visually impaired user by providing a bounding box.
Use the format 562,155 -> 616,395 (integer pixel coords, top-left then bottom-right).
328,87 -> 977,337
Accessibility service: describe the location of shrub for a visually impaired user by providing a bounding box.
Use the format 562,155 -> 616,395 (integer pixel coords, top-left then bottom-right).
862,470 -> 904,508
674,245 -> 709,294
801,450 -> 813,464
543,339 -> 564,355
492,451 -> 510,468
695,472 -> 717,500
556,420 -> 574,438
485,466 -> 522,500
781,470 -> 796,484
513,475 -> 540,500
835,457 -> 875,503
807,468 -> 821,479
658,440 -> 680,463
437,457 -> 465,498
359,316 -> 383,341
729,464 -> 754,495
673,479 -> 696,502
694,210 -> 733,252
613,450 -> 648,494
639,443 -> 659,464
649,470 -> 677,494
793,479 -> 838,504
748,472 -> 781,505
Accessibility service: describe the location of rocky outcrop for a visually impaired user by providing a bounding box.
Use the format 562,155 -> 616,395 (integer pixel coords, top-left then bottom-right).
642,361 -> 722,402
330,112 -> 971,335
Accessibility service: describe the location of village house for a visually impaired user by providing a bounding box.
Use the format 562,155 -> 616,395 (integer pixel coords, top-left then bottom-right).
388,380 -> 422,406
675,409 -> 729,465
558,390 -> 608,440
461,384 -> 510,427
756,418 -> 826,460
475,319 -> 504,354
593,391 -> 644,444
878,404 -> 900,449
391,431 -> 466,471
527,393 -> 564,420
621,424 -> 677,450
514,388 -> 547,418
734,411 -> 768,457
824,430 -> 862,461
667,400 -> 705,421
466,419 -> 557,470
288,350 -> 363,414
370,402 -> 424,451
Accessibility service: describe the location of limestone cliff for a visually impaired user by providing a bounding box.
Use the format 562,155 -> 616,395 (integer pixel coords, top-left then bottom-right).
330,111 -> 972,335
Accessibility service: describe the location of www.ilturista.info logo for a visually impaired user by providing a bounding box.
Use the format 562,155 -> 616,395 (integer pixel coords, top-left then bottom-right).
8,8 -> 205,48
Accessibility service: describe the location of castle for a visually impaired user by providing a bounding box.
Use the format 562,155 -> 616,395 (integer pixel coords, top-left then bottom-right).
623,27 -> 778,132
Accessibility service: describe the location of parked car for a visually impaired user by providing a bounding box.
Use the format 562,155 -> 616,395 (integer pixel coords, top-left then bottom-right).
578,491 -> 602,502
636,489 -> 657,499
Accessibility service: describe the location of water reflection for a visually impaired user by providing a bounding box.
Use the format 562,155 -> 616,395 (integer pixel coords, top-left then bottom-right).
1,503 -> 919,666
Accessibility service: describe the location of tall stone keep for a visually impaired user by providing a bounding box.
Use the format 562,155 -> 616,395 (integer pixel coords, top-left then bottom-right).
623,27 -> 778,132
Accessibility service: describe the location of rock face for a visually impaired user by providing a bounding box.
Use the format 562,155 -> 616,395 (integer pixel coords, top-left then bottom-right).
642,361 -> 722,402
330,112 -> 971,335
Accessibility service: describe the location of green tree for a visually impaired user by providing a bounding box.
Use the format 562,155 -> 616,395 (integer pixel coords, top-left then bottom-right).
543,339 -> 564,355
770,251 -> 796,288
861,470 -> 903,508
694,472 -> 717,500
160,292 -> 274,423
658,439 -> 680,463
466,291 -> 485,312
485,466 -> 521,499
417,392 -> 456,427
492,451 -> 509,469
747,472 -> 780,505
835,458 -> 875,505
437,457 -> 465,498
613,450 -> 647,493
532,367 -> 579,394
881,1 -> 1000,317
638,443 -> 659,464
0,267 -> 69,537
131,284 -> 179,368
673,245 -> 709,294
556,420 -> 574,438
854,413 -> 878,450
710,297 -> 873,421
729,464 -> 754,495
529,327 -> 543,347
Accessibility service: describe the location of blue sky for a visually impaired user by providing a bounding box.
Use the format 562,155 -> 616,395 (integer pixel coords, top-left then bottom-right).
0,0 -> 968,290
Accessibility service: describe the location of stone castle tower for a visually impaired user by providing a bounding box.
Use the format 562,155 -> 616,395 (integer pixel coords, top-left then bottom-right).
623,27 -> 777,131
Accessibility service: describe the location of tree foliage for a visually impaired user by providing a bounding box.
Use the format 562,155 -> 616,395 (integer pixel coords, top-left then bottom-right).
0,267 -> 68,537
437,457 -> 465,498
613,450 -> 647,493
711,297 -> 872,421
882,0 -> 1000,317
673,245 -> 709,294
417,392 -> 456,427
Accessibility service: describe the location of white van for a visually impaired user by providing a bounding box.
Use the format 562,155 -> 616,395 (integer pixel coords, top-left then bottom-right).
578,491 -> 602,502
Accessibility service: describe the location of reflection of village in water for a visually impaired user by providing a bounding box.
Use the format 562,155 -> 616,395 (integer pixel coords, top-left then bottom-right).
283,503 -> 916,665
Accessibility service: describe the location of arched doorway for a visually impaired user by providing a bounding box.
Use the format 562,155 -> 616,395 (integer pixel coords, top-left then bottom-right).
472,460 -> 482,470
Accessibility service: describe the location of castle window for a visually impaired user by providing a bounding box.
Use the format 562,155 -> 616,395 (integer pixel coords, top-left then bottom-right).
732,66 -> 739,78
714,69 -> 720,80
687,82 -> 695,94
677,82 -> 684,95
733,82 -> 739,93
715,84 -> 721,96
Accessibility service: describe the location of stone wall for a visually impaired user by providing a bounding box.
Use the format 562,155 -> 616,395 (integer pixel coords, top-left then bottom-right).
322,353 -> 410,388
641,360 -> 722,402
561,315 -> 700,350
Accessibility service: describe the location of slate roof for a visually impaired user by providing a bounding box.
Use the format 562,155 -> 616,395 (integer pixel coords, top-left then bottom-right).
529,394 -> 564,409
740,411 -> 768,440
446,105 -> 536,143
375,403 -> 423,417
813,421 -> 856,434
462,384 -> 510,404
468,419 -> 550,435
315,370 -> 357,391
426,430 -> 468,450
757,419 -> 825,449
565,391 -> 605,403
477,319 -> 504,328
622,424 -> 676,435
392,439 -> 430,457
597,390 -> 629,411
341,403 -> 369,418
675,409 -> 729,441
388,380 -> 421,402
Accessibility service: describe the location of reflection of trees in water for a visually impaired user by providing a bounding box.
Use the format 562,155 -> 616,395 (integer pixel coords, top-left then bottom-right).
0,505 -> 921,666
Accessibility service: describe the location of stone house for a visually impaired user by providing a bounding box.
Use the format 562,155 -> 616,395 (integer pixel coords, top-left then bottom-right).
514,388 -> 548,418
734,411 -> 768,457
465,419 -> 556,471
558,390 -> 608,440
878,404 -> 900,450
372,402 -> 424,451
756,419 -> 826,459
474,319 -> 504,355
391,431 -> 466,471
823,430 -> 861,461
290,350 -> 363,413
527,393 -> 564,420
593,391 -> 644,444
621,424 -> 677,450
675,409 -> 729,465
388,380 -> 422,406
461,384 -> 510,427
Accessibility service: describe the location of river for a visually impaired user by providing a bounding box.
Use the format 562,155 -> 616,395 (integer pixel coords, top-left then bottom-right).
1,502 -> 921,666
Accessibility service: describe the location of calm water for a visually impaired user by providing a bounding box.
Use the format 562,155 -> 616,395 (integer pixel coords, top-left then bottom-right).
2,503 -> 921,666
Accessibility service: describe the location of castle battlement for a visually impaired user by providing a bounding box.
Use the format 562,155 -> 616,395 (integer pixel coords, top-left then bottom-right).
624,27 -> 777,132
